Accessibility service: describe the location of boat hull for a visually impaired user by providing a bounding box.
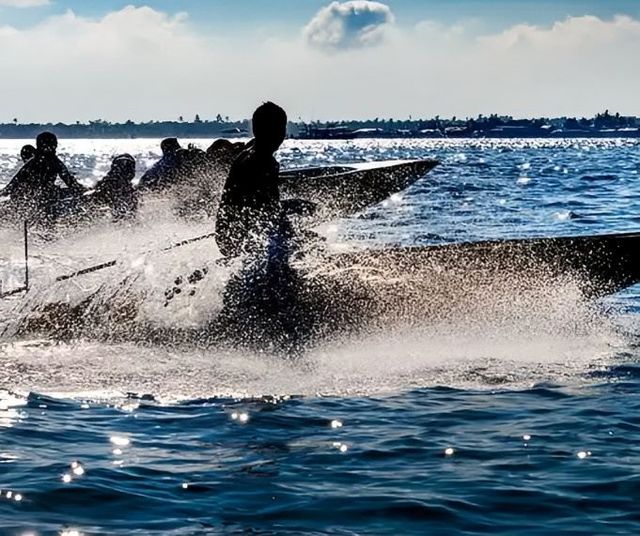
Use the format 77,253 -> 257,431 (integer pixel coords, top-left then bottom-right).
6,231 -> 639,353
0,159 -> 438,228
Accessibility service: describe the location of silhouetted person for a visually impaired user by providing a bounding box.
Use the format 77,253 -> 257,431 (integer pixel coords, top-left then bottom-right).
0,145 -> 36,198
138,137 -> 184,190
206,139 -> 246,167
93,154 -> 138,221
20,144 -> 36,163
3,132 -> 85,222
215,102 -> 320,352
215,102 -> 290,259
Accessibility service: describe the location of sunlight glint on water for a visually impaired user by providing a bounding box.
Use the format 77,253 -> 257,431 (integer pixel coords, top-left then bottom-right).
0,138 -> 639,534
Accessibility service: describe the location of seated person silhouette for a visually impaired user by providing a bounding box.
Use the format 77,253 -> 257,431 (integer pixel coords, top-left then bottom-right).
3,132 -> 85,222
206,139 -> 246,168
20,144 -> 36,163
92,154 -> 138,221
0,145 -> 36,198
138,137 -> 184,190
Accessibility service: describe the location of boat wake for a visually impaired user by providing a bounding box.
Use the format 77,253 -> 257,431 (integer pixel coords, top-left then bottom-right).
0,231 -> 630,400
0,312 -> 628,402
0,192 -> 635,400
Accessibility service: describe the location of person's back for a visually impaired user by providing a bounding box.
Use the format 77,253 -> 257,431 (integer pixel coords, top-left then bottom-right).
0,145 -> 36,199
215,102 -> 287,258
138,137 -> 183,190
6,132 -> 84,220
93,154 -> 138,220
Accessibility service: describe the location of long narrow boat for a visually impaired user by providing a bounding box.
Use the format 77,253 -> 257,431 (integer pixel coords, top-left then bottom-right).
281,160 -> 437,220
0,159 -> 438,228
324,231 -> 640,299
4,231 -> 639,351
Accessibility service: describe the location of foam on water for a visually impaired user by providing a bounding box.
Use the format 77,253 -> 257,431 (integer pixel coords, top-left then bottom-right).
0,138 -> 638,402
0,258 -> 626,400
3,139 -> 640,535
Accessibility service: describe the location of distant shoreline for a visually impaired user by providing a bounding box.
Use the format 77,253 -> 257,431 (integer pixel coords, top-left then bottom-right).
1,111 -> 638,140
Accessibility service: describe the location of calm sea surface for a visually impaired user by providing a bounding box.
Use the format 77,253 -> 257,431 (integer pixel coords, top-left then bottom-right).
0,138 -> 640,535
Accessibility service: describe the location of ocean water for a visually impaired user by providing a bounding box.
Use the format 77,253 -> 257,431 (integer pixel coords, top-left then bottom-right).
0,138 -> 640,534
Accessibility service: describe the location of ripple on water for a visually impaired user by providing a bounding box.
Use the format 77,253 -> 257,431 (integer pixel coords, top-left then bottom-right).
0,138 -> 639,533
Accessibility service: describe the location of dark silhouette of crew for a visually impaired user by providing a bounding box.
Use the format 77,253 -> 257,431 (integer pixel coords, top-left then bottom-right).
215,102 -> 290,259
92,154 -> 138,221
0,145 -> 36,198
206,139 -> 246,168
2,132 -> 85,222
215,103 -> 315,262
138,137 -> 184,190
214,102 -> 318,353
20,144 -> 36,163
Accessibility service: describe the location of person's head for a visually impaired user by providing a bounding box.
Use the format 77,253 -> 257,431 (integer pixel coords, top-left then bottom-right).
110,153 -> 136,180
36,132 -> 58,154
20,144 -> 36,162
252,102 -> 287,153
206,138 -> 234,159
160,138 -> 181,156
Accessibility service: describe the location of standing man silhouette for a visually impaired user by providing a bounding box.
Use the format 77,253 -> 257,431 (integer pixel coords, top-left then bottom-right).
215,101 -> 288,262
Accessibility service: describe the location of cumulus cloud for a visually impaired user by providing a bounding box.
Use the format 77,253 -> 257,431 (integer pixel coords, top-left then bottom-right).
0,6 -> 639,122
304,1 -> 394,50
0,0 -> 49,7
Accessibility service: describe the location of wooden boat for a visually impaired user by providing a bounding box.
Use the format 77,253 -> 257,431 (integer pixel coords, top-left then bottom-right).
0,159 -> 438,227
3,231 -> 638,354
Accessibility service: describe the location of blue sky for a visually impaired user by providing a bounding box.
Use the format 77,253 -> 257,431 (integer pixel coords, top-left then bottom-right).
4,0 -> 640,34
0,1 -> 638,121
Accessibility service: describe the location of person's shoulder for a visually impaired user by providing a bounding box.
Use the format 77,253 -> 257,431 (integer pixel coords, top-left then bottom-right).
230,146 -> 257,171
17,156 -> 38,174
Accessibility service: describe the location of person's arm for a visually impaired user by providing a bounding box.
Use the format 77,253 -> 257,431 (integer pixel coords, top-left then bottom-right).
57,158 -> 85,192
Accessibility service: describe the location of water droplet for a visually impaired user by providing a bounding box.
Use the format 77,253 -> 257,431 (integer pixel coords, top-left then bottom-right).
444,447 -> 455,456
330,420 -> 343,429
523,434 -> 531,441
62,474 -> 72,484
577,450 -> 591,459
339,444 -> 348,453
238,413 -> 249,423
14,493 -> 22,502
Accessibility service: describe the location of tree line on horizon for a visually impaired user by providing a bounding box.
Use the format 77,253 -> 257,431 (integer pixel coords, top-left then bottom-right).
0,110 -> 636,139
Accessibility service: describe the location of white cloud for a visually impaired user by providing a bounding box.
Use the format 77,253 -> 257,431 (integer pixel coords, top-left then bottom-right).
304,1 -> 394,50
0,6 -> 639,122
0,0 -> 49,7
